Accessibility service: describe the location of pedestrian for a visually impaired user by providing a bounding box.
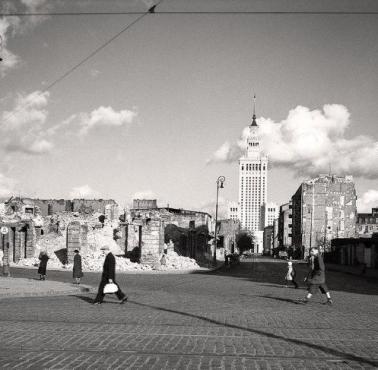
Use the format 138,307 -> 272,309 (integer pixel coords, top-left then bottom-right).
301,248 -> 333,305
73,249 -> 83,284
285,259 -> 298,288
38,251 -> 49,280
93,246 -> 128,305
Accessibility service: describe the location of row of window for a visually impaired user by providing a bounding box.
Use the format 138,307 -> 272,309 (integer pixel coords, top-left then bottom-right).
241,164 -> 266,171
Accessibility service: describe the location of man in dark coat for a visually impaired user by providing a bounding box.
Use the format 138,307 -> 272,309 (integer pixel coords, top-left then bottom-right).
73,249 -> 83,284
93,246 -> 127,305
302,248 -> 333,305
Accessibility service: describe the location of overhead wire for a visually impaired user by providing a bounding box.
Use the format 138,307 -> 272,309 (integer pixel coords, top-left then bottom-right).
1,3 -> 377,125
2,11 -> 378,15
1,0 -> 164,127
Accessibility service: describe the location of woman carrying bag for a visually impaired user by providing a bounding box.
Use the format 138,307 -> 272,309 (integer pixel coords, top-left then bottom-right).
93,246 -> 128,305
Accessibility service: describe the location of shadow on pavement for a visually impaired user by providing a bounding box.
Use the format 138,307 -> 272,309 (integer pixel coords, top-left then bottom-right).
255,295 -> 303,305
194,260 -> 378,296
128,299 -> 378,367
74,294 -> 126,305
74,295 -> 94,304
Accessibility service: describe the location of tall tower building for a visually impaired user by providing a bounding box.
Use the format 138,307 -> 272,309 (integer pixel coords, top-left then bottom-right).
238,96 -> 268,252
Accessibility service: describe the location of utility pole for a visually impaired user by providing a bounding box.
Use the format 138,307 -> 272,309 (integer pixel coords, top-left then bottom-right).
213,176 -> 225,265
1,227 -> 11,276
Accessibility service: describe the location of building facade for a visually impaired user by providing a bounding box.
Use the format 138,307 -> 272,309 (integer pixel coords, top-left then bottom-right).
263,202 -> 279,227
227,202 -> 239,221
278,201 -> 293,248
238,98 -> 268,253
263,225 -> 274,255
331,236 -> 378,269
291,174 -> 357,258
357,208 -> 378,237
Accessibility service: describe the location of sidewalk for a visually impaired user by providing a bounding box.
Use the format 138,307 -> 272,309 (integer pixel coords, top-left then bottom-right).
0,276 -> 94,300
326,263 -> 378,279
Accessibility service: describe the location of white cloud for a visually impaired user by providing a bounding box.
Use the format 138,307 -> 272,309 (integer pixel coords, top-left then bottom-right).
0,173 -> 17,198
69,185 -> 101,199
28,139 -> 54,154
357,189 -> 378,213
0,0 -> 52,76
209,104 -> 378,179
0,90 -> 53,155
78,106 -> 138,135
132,190 -> 157,200
5,138 -> 54,155
1,90 -> 49,130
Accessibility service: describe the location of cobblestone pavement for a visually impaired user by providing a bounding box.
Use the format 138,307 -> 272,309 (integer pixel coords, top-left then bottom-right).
1,260 -> 378,369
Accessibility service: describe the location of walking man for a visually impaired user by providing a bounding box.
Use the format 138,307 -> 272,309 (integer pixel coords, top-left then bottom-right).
302,247 -> 333,305
93,246 -> 128,305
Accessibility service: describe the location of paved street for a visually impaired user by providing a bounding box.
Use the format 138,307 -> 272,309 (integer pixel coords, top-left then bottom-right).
1,259 -> 378,369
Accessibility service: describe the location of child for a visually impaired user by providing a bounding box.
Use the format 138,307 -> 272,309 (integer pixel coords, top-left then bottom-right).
285,259 -> 298,288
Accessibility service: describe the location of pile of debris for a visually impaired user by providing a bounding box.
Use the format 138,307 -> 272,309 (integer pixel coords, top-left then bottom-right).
12,223 -> 200,272
160,250 -> 200,270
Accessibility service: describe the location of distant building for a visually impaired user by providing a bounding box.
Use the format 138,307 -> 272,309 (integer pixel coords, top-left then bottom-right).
291,174 -> 357,258
263,202 -> 279,227
132,199 -> 158,210
273,218 -> 279,250
357,208 -> 378,237
278,201 -> 293,248
238,96 -> 268,253
227,202 -> 239,221
263,225 -> 274,255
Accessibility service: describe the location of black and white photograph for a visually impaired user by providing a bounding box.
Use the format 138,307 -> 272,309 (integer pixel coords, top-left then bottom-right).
0,0 -> 378,368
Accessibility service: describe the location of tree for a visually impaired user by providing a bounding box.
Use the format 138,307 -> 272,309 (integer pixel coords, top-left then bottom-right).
98,214 -> 105,228
236,230 -> 255,255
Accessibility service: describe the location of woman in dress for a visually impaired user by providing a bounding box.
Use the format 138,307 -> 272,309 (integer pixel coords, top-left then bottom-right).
38,251 -> 49,280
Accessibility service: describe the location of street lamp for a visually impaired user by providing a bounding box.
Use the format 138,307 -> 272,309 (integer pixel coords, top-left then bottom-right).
213,176 -> 225,265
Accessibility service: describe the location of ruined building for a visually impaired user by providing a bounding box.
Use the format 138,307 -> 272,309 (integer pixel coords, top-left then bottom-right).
357,208 -> 378,237
291,175 -> 357,258
22,198 -> 117,216
0,198 -> 38,262
115,202 -> 213,266
278,201 -> 293,249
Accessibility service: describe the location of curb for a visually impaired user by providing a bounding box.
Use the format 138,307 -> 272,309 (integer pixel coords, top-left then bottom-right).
0,283 -> 95,300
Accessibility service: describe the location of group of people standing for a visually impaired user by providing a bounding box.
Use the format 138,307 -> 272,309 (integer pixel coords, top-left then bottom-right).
284,247 -> 333,305
38,246 -> 127,305
37,249 -> 83,284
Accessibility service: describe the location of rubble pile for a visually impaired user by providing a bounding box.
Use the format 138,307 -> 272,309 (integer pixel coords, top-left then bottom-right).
160,250 -> 200,270
2,200 -> 203,272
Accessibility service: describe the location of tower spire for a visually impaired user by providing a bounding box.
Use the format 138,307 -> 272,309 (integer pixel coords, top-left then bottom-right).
251,94 -> 257,126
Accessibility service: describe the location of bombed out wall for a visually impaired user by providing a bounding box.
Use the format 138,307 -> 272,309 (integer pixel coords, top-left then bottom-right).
23,198 -> 117,217
119,207 -> 212,266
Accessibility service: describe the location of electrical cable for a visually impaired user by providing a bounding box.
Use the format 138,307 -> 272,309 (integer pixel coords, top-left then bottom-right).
2,11 -> 378,16
1,1 -> 164,127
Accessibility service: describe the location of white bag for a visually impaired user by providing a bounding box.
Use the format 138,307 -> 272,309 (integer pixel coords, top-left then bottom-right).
103,283 -> 118,294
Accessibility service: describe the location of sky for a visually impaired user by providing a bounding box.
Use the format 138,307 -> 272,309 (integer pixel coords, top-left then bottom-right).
0,0 -> 377,215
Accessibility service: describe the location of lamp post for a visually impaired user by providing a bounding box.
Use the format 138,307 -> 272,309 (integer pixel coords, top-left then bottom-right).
213,176 -> 225,265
